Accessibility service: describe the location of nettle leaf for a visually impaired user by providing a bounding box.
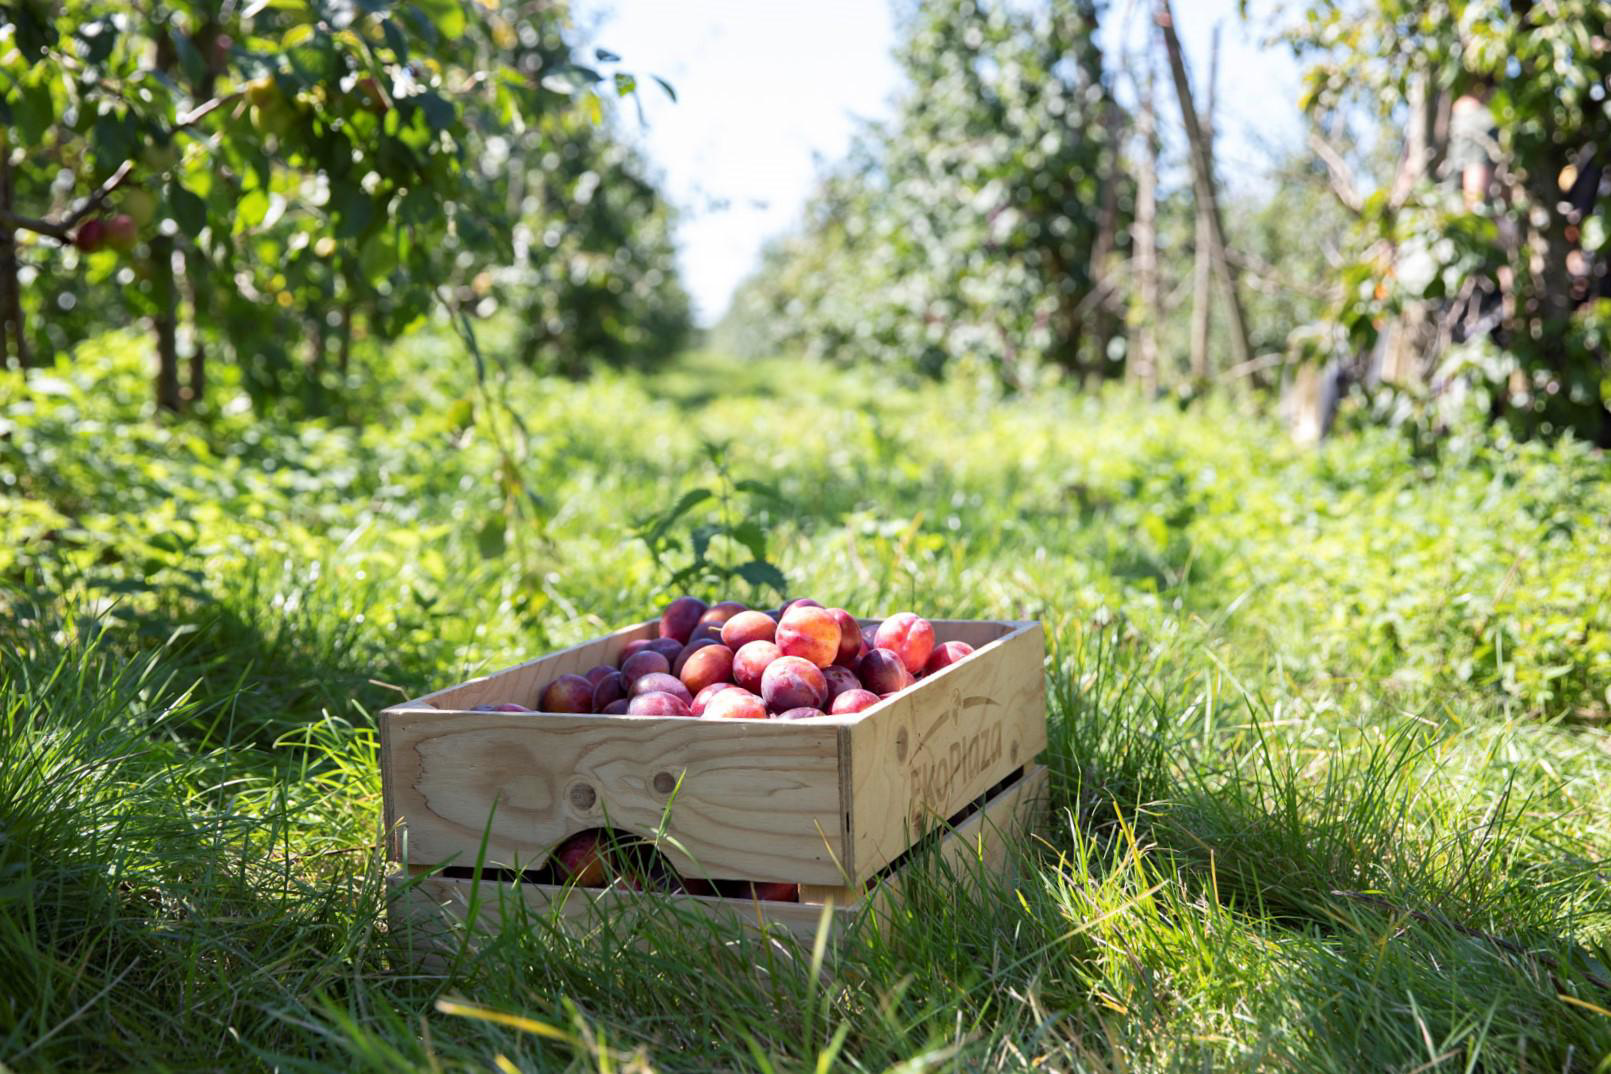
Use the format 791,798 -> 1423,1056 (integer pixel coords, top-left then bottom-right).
733,478 -> 783,501
734,560 -> 788,597
690,522 -> 720,563
644,488 -> 712,545
729,520 -> 769,562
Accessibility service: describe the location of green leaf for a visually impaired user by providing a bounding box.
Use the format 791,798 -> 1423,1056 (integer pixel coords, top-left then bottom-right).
734,560 -> 788,597
168,183 -> 207,237
476,516 -> 506,559
729,520 -> 769,561
690,523 -> 719,563
644,488 -> 712,545
651,75 -> 677,103
733,478 -> 782,501
412,0 -> 466,41
281,23 -> 317,48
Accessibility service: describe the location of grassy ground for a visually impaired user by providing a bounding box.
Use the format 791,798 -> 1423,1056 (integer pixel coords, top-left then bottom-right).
2,332 -> 1609,1072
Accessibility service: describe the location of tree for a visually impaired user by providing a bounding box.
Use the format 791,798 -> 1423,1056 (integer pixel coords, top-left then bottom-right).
1282,0 -> 1611,444
725,0 -> 1124,389
0,1 -> 684,410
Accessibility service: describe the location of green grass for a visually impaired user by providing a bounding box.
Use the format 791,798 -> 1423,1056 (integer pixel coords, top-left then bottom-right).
1,332 -> 1609,1071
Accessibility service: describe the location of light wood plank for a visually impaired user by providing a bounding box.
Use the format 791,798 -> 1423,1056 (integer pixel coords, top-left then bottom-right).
409,619 -> 658,712
843,620 -> 1046,881
381,708 -> 850,883
388,765 -> 1047,954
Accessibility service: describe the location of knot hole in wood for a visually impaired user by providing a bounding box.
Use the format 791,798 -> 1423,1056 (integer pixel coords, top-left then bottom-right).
568,782 -> 597,811
652,771 -> 676,795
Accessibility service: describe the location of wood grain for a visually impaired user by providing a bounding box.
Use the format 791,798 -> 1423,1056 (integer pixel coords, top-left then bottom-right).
842,620 -> 1046,881
381,616 -> 1047,890
388,764 -> 1047,952
382,707 -> 849,882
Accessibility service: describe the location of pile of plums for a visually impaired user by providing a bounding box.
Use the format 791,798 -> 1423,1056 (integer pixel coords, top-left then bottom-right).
500,597 -> 973,720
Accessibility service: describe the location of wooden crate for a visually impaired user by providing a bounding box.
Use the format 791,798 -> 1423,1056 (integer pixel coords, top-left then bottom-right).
379,617 -> 1046,932
391,764 -> 1048,945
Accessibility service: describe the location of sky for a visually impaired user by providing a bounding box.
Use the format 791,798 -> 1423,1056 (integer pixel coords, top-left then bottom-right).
576,1 -> 1306,325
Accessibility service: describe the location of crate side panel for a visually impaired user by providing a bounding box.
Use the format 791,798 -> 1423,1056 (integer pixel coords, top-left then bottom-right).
413,620 -> 658,711
384,711 -> 849,883
391,872 -> 852,946
846,621 -> 1047,882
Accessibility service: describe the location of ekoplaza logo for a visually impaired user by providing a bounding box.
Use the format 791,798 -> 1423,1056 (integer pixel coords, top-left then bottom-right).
909,689 -> 1003,821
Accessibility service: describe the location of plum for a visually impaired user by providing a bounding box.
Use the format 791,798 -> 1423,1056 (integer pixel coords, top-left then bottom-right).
630,672 -> 694,705
830,689 -> 881,715
720,610 -> 777,649
672,636 -> 719,675
690,681 -> 739,716
627,691 -> 693,717
621,649 -> 672,687
732,640 -> 782,693
583,664 -> 617,687
702,689 -> 768,720
601,699 -> 631,715
687,622 -> 726,644
472,702 -> 532,712
540,674 -> 594,713
659,596 -> 709,644
924,640 -> 974,675
618,638 -> 654,666
647,637 -> 685,661
714,879 -> 799,901
779,598 -> 823,614
822,665 -> 862,703
776,605 -> 841,668
858,648 -> 911,695
827,608 -> 862,666
761,656 -> 829,712
697,601 -> 748,630
773,706 -> 826,720
873,612 -> 935,676
591,670 -> 630,711
551,831 -> 607,886
679,643 -> 735,695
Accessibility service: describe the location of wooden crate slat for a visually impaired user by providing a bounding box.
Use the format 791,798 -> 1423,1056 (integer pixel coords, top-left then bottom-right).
389,764 -> 1047,949
843,620 -> 1046,881
414,619 -> 658,711
382,708 -> 850,883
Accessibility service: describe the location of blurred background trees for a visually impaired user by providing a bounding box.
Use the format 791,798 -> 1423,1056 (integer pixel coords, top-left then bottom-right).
722,0 -> 1610,446
0,0 -> 689,412
4,0 -> 1608,447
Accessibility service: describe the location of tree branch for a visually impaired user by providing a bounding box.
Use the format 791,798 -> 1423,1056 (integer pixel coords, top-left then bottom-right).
0,87 -> 243,245
1306,126 -> 1363,215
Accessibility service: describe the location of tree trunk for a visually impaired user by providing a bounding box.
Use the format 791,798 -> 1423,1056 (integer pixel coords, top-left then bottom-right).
1188,22 -> 1220,386
1089,97 -> 1123,382
183,251 -> 206,407
186,332 -> 206,406
0,134 -> 28,369
1155,0 -> 1252,374
151,236 -> 182,412
338,298 -> 354,376
1131,62 -> 1160,396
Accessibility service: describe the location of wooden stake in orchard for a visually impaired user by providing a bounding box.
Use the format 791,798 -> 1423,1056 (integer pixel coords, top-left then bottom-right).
1154,0 -> 1252,376
1188,21 -> 1221,386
